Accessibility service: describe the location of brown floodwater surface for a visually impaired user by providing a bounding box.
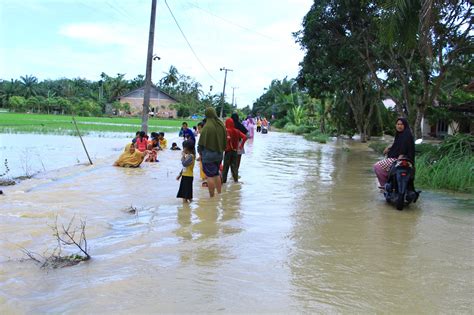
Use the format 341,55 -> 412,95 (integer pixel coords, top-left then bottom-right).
0,131 -> 473,313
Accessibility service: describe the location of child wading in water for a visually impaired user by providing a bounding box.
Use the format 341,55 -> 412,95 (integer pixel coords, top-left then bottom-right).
176,140 -> 195,202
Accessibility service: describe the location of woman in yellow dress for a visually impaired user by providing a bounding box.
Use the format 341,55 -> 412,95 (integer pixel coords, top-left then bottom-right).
113,143 -> 148,168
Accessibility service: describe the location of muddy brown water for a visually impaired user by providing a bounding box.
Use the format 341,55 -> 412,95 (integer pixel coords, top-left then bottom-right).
0,131 -> 473,313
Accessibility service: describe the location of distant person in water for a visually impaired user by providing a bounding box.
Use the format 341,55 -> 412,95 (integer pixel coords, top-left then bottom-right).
158,132 -> 167,149
114,143 -> 148,168
171,142 -> 181,150
198,107 -> 226,197
246,117 -> 255,139
176,140 -> 195,203
179,122 -> 195,145
223,117 -> 247,183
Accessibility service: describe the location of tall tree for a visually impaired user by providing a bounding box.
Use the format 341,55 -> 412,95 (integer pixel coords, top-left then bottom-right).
295,0 -> 380,141
360,0 -> 473,138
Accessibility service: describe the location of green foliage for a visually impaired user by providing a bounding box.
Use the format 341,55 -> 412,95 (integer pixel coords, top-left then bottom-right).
294,125 -> 310,135
304,130 -> 330,144
292,0 -> 473,140
288,105 -> 306,126
72,100 -> 102,117
8,96 -> 27,112
283,123 -> 298,133
272,117 -> 288,129
252,77 -> 299,119
416,155 -> 473,193
1,66 -> 226,118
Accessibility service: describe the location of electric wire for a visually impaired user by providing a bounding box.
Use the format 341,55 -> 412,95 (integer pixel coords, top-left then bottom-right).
186,2 -> 281,42
163,0 -> 219,83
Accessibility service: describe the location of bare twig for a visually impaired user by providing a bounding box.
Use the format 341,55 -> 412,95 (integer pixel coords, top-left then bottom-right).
21,215 -> 91,268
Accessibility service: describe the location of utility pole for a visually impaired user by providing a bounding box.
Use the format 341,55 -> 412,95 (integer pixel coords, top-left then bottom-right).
219,67 -> 233,118
231,86 -> 238,107
141,0 -> 157,133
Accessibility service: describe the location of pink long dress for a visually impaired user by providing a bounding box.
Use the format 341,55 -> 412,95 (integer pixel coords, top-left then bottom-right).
247,118 -> 255,139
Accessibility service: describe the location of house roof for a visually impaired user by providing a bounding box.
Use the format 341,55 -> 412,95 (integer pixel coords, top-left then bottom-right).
119,85 -> 179,102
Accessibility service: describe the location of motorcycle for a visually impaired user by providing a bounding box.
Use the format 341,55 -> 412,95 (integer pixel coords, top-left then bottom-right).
384,157 -> 421,210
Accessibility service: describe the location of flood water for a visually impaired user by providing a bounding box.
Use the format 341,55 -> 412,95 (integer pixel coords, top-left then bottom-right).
0,133 -> 131,178
0,131 -> 473,313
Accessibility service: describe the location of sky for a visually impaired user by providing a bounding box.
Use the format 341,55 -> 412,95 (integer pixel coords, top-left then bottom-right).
0,0 -> 313,108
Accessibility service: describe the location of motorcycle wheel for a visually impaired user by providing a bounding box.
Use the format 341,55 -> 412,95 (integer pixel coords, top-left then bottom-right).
396,192 -> 405,211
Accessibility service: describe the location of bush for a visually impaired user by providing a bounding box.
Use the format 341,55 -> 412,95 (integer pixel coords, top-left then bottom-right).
304,130 -> 330,143
284,123 -> 298,133
8,96 -> 27,112
272,118 -> 288,129
415,134 -> 473,193
416,154 -> 473,193
294,125 -> 310,135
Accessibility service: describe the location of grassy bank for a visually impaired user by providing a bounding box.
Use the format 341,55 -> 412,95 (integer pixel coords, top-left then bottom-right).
369,134 -> 473,193
0,113 -> 189,135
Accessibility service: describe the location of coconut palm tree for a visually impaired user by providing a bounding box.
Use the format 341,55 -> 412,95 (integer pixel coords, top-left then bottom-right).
161,65 -> 179,88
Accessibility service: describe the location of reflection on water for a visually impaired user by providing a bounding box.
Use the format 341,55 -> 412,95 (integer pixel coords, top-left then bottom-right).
0,132 -> 473,313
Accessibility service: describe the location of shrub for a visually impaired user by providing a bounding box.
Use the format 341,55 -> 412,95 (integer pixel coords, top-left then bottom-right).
304,130 -> 330,143
415,134 -> 473,193
294,125 -> 310,135
284,123 -> 298,133
272,118 -> 288,129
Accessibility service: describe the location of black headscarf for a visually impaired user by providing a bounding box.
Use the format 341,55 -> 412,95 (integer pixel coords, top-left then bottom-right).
231,113 -> 248,134
387,117 -> 415,161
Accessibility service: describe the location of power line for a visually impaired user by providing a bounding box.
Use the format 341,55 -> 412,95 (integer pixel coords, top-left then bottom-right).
186,2 -> 282,42
163,0 -> 219,83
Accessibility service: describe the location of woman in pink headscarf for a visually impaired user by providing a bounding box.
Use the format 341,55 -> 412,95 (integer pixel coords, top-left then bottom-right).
245,117 -> 255,139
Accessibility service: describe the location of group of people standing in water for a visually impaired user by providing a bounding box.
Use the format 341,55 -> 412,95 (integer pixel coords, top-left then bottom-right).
114,107 -> 259,202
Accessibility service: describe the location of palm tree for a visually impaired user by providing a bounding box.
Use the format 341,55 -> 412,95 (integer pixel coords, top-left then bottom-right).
0,79 -> 20,107
107,74 -> 129,102
20,75 -> 38,98
161,65 -> 179,87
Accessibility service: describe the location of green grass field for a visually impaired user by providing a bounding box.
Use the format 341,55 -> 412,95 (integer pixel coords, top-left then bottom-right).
0,112 -> 194,135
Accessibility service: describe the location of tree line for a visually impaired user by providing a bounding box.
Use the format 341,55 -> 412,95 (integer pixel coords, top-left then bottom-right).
0,66 -> 242,118
252,0 -> 472,141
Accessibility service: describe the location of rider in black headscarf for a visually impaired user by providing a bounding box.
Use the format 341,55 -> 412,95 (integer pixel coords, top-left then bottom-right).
374,117 -> 415,188
386,117 -> 415,162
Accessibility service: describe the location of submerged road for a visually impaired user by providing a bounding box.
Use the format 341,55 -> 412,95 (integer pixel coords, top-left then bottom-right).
0,131 -> 473,313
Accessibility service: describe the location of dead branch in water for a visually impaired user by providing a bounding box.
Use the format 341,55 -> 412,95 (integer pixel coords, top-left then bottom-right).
22,215 -> 91,269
